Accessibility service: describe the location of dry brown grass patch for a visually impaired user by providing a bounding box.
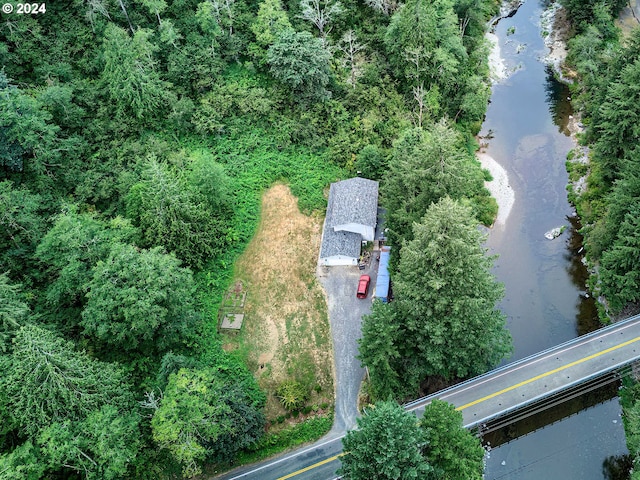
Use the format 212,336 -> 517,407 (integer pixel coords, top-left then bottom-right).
223,184 -> 334,421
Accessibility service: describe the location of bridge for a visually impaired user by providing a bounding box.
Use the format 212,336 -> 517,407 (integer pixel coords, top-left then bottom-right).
219,313 -> 640,480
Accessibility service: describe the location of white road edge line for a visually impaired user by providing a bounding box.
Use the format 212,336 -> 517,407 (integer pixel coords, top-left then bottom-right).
226,434 -> 346,480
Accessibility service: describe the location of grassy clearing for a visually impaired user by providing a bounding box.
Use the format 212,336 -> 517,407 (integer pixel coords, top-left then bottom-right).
190,128 -> 344,350
222,184 -> 334,424
186,130 -> 342,472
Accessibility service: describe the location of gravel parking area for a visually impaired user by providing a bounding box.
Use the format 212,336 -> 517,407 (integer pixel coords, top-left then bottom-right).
317,258 -> 379,433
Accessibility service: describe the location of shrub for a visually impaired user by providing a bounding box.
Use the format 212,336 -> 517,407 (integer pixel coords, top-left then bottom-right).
276,380 -> 308,411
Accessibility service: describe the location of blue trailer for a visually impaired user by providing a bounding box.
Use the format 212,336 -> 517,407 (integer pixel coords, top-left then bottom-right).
375,246 -> 391,303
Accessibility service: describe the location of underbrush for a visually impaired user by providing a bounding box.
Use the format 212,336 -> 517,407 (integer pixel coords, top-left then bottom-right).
190,126 -> 344,332
233,413 -> 334,466
185,128 -> 342,463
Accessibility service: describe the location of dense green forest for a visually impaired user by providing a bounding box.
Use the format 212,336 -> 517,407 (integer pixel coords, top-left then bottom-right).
559,0 -> 640,476
561,0 -> 640,317
0,0 -> 505,476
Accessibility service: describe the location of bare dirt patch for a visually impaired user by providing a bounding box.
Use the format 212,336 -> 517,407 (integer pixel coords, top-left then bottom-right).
617,0 -> 640,36
223,184 -> 334,421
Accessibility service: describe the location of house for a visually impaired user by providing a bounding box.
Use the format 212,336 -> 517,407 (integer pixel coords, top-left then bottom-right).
319,178 -> 379,266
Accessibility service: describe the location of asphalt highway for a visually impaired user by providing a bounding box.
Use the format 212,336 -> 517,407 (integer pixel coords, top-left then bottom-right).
217,433 -> 344,480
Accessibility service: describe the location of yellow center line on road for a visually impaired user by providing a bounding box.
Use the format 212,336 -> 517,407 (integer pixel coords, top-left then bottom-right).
277,453 -> 345,480
455,335 -> 640,411
277,335 -> 640,479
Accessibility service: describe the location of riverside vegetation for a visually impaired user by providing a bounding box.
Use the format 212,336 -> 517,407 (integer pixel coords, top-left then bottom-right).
559,0 -> 640,476
1,0 -> 507,477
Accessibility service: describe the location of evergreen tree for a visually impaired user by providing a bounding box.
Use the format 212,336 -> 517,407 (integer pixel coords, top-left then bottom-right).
0,324 -> 134,438
0,73 -> 60,179
0,180 -> 46,277
339,401 -> 431,480
38,405 -> 141,480
187,151 -> 234,215
0,441 -> 47,480
599,202 -> 640,313
420,400 -> 484,480
393,197 -> 511,383
593,59 -> 640,184
381,121 -> 486,248
0,274 -> 29,353
590,151 -> 640,313
101,23 -> 169,121
358,301 -> 401,400
126,158 -> 228,269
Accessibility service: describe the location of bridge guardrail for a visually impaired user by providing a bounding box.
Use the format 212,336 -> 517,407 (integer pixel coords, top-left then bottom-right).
403,312 -> 640,412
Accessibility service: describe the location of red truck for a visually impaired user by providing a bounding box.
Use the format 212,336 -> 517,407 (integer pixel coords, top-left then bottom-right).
356,275 -> 371,299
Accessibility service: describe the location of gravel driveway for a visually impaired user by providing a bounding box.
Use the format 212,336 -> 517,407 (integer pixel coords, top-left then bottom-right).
317,259 -> 379,433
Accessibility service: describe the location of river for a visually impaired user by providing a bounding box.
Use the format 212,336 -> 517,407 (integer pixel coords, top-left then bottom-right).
478,1 -> 629,478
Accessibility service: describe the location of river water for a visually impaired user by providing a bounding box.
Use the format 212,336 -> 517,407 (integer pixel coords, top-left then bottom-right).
479,1 -> 629,478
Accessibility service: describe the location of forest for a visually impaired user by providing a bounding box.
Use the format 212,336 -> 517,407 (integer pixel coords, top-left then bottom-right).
560,0 -> 640,476
0,0 -> 518,477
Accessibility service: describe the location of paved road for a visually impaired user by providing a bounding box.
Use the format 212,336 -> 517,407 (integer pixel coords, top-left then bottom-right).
406,312 -> 640,428
215,432 -> 345,480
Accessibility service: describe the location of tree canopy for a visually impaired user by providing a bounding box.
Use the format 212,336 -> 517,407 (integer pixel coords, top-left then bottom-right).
592,59 -> 640,184
151,365 -> 265,477
0,274 -> 29,353
0,324 -> 134,438
394,197 -> 511,381
81,243 -> 200,363
35,210 -> 136,328
38,406 -> 142,480
101,23 -> 169,121
360,197 -> 511,397
381,121 -> 491,248
125,158 -> 229,269
0,180 -> 46,276
0,73 -> 60,179
339,400 -> 485,480
339,401 -> 431,480
267,29 -> 332,103
420,400 -> 484,480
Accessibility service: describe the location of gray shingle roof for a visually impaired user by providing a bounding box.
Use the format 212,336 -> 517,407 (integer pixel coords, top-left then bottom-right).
328,178 -> 378,229
319,177 -> 379,262
319,226 -> 362,259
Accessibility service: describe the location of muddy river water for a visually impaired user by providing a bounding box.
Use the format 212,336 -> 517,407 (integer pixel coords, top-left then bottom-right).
479,1 -> 629,478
